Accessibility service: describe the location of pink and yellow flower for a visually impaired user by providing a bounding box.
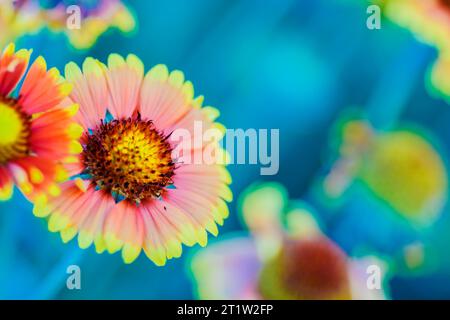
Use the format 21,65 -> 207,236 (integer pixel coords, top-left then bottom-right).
33,53 -> 232,265
322,115 -> 448,226
427,52 -> 450,99
0,43 -> 81,202
0,0 -> 135,50
38,0 -> 136,49
378,0 -> 450,51
190,183 -> 389,300
377,0 -> 450,99
0,0 -> 44,48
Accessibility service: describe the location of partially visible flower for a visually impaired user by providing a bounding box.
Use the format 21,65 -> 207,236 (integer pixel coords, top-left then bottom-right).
36,0 -> 136,49
190,183 -> 389,300
0,43 -> 81,201
0,0 -> 135,49
258,236 -> 354,300
0,0 -> 43,48
377,0 -> 450,51
376,0 -> 450,100
322,116 -> 448,226
427,52 -> 450,99
32,54 -> 232,265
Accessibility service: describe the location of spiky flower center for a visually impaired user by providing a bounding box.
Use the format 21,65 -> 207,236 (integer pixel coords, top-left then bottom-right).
440,0 -> 450,10
82,117 -> 175,204
258,237 -> 351,300
0,98 -> 31,164
437,0 -> 450,13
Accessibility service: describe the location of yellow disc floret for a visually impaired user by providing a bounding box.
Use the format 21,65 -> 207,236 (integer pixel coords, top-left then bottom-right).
82,116 -> 175,203
0,99 -> 31,164
360,131 -> 448,223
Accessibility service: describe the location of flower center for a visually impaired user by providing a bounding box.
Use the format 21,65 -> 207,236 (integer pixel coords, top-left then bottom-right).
439,0 -> 450,9
258,237 -> 351,300
0,98 -> 31,164
82,117 -> 176,204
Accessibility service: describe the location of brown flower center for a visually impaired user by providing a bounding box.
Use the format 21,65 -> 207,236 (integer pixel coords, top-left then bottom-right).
82,116 -> 175,204
259,237 -> 351,300
439,0 -> 450,10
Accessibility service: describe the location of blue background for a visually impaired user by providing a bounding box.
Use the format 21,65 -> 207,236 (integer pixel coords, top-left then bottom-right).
2,0 -> 450,299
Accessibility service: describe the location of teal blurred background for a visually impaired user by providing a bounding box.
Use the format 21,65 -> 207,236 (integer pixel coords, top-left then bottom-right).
2,0 -> 450,299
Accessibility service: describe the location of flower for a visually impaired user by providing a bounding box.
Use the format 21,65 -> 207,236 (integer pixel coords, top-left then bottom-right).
0,43 -> 81,202
36,0 -> 136,49
0,0 -> 135,49
258,237 -> 354,300
32,54 -> 232,265
322,116 -> 448,226
189,183 -> 389,300
376,0 -> 450,100
378,0 -> 450,51
0,0 -> 44,48
427,52 -> 450,99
